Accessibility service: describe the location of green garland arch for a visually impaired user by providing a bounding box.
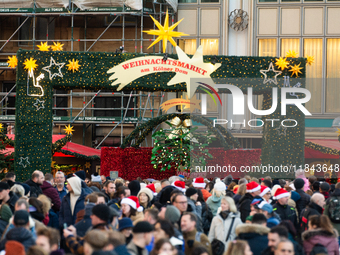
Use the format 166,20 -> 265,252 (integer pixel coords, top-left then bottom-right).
121,113 -> 240,150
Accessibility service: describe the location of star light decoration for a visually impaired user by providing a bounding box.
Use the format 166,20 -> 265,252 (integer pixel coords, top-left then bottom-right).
276,126 -> 287,136
33,99 -> 45,111
85,162 -> 91,169
289,63 -> 303,77
18,157 -> 30,168
0,123 -> 3,130
64,124 -> 75,135
7,55 -> 17,68
275,57 -> 289,71
23,57 -> 38,72
143,10 -> 188,53
260,62 -> 282,85
51,42 -> 64,51
336,128 -> 340,137
42,57 -> 65,80
286,50 -> 298,58
66,59 -> 81,73
37,42 -> 50,51
306,55 -> 315,66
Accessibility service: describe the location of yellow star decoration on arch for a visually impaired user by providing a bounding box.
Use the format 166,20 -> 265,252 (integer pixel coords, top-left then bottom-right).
63,124 -> 75,135
0,123 -> 3,130
289,63 -> 303,77
37,42 -> 50,51
23,57 -> 38,71
286,50 -> 298,58
336,128 -> 340,137
85,162 -> 91,169
66,59 -> 81,73
275,57 -> 289,71
143,10 -> 188,53
51,42 -> 64,51
7,55 -> 17,68
306,55 -> 315,66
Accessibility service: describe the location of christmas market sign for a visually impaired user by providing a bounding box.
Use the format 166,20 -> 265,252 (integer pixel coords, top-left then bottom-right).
108,46 -> 221,99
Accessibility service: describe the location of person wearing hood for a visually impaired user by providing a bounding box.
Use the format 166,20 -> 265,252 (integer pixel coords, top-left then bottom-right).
59,176 -> 92,229
239,181 -> 262,222
235,213 -> 270,254
25,170 -> 44,197
0,210 -> 36,251
208,196 -> 243,252
255,201 -> 280,228
324,182 -> 340,237
206,179 -> 226,217
185,188 -> 203,231
0,182 -> 19,214
302,214 -> 339,255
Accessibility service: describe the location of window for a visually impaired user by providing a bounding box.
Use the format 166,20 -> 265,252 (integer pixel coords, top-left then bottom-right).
281,39 -> 300,57
94,93 -> 134,117
2,83 -> 16,115
19,17 -> 55,46
326,39 -> 340,113
54,90 -> 68,117
304,39 -> 323,113
200,39 -> 219,55
178,39 -> 197,55
259,39 -> 277,57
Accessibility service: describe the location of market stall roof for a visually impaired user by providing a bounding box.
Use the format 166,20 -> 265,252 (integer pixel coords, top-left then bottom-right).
305,139 -> 340,159
5,134 -> 100,160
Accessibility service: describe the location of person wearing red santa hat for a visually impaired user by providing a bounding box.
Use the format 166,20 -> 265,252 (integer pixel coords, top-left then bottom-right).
239,181 -> 262,222
171,180 -> 186,193
259,185 -> 272,203
193,177 -> 211,202
272,188 -> 298,230
146,183 -> 157,196
120,196 -> 145,225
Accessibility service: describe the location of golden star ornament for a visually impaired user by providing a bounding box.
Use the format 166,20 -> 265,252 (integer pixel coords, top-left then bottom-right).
143,10 -> 188,53
336,128 -> 340,137
275,57 -> 289,71
51,42 -> 64,51
289,63 -> 303,77
63,124 -> 75,135
0,123 -> 3,130
23,57 -> 38,71
66,59 -> 81,73
7,55 -> 17,68
37,42 -> 50,51
286,50 -> 298,58
306,55 -> 315,66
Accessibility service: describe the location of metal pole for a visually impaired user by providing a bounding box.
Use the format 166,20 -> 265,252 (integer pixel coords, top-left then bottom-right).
0,17 -> 30,52
71,90 -> 101,123
86,15 -> 120,52
96,122 -> 122,149
71,2 -> 74,51
0,84 -> 16,105
121,91 -> 133,144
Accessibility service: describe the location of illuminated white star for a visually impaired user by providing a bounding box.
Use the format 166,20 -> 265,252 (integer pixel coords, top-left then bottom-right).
33,99 -> 45,111
18,157 -> 30,168
260,62 -> 282,85
42,57 -> 65,80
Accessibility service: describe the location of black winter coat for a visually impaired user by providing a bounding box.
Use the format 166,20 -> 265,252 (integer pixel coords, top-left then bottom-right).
0,227 -> 36,251
239,193 -> 260,222
295,189 -> 311,217
25,179 -> 43,197
273,202 -> 298,230
2,191 -> 19,213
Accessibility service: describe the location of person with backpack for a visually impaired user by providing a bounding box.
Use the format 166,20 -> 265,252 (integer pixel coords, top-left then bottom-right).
302,215 -> 339,255
300,193 -> 325,233
324,182 -> 340,244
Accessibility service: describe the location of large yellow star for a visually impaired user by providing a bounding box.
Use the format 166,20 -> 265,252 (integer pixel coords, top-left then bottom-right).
286,50 -> 298,58
0,123 -> 3,130
306,55 -> 315,66
23,57 -> 38,71
66,59 -> 81,73
63,124 -> 75,135
275,57 -> 289,71
143,10 -> 188,53
37,42 -> 50,51
336,128 -> 340,137
7,55 -> 17,68
289,63 -> 303,77
51,42 -> 64,51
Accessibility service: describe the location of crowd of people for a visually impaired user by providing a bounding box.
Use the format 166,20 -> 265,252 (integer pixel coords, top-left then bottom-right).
0,169 -> 339,255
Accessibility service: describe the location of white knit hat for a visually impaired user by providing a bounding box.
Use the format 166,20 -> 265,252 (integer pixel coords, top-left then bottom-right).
214,180 -> 226,192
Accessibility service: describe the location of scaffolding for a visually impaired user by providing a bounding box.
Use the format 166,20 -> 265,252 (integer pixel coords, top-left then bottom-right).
0,0 -> 176,148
